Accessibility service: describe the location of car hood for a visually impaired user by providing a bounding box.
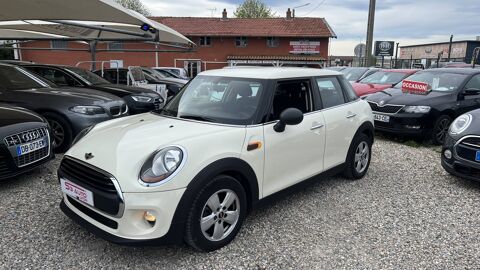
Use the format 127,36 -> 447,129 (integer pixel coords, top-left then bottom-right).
65,113 -> 247,192
0,105 -> 45,128
352,82 -> 392,96
18,86 -> 120,102
365,87 -> 453,106
93,84 -> 159,97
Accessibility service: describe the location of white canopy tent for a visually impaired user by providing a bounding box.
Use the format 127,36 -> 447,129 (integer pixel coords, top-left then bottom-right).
0,0 -> 193,45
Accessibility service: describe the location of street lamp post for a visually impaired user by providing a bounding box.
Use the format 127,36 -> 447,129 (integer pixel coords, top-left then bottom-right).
394,42 -> 399,69
447,35 -> 453,62
365,0 -> 376,67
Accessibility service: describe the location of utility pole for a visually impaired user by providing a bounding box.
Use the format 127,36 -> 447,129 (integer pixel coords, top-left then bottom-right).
365,0 -> 376,67
447,35 -> 453,62
394,42 -> 399,68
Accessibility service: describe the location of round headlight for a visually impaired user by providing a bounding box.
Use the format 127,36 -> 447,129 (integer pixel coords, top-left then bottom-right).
449,114 -> 472,135
140,146 -> 185,185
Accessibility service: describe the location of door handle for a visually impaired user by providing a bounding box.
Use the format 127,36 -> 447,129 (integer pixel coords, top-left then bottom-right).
346,113 -> 357,119
310,124 -> 324,130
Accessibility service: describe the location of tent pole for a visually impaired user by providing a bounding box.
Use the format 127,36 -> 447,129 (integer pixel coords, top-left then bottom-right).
89,41 -> 98,71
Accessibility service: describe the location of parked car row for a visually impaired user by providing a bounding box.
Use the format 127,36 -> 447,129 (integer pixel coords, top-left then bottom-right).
0,61 -> 189,182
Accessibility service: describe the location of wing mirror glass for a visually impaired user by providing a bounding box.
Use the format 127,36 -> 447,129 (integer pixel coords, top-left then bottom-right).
274,108 -> 304,132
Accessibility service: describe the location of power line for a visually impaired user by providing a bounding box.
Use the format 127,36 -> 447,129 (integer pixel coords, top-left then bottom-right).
302,0 -> 326,16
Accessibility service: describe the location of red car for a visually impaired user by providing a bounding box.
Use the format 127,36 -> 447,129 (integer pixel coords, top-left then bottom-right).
351,69 -> 419,96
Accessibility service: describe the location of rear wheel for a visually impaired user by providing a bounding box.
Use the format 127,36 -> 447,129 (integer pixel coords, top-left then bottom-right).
431,115 -> 451,145
343,133 -> 372,179
43,112 -> 72,153
184,175 -> 247,252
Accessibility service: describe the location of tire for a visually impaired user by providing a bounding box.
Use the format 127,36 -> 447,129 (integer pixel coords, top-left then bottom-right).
184,175 -> 247,252
431,115 -> 451,145
343,133 -> 372,179
43,112 -> 73,153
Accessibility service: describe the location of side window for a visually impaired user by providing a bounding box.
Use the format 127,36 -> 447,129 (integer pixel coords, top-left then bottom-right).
35,68 -> 75,86
316,77 -> 346,109
465,75 -> 480,90
270,80 -> 314,121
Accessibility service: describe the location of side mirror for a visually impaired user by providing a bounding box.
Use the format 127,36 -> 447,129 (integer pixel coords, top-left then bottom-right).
464,88 -> 480,96
274,108 -> 304,132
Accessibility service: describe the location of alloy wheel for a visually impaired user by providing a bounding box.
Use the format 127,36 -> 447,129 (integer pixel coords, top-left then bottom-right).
435,118 -> 451,143
200,189 -> 240,242
354,141 -> 370,173
47,119 -> 65,148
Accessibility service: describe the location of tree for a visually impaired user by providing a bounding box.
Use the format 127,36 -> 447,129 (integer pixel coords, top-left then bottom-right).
114,0 -> 151,16
234,0 -> 275,18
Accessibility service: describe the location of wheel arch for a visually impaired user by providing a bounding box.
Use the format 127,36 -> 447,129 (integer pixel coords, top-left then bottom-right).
355,121 -> 375,145
170,157 -> 259,227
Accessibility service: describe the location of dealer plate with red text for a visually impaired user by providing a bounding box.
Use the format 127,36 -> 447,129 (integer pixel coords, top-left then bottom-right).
61,178 -> 94,207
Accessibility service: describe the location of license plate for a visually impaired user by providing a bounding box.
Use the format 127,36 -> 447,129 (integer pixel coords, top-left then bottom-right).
61,179 -> 94,207
373,113 -> 390,123
476,151 -> 480,162
16,138 -> 47,156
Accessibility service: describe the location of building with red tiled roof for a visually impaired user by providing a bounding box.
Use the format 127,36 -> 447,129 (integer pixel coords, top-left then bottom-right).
19,9 -> 336,76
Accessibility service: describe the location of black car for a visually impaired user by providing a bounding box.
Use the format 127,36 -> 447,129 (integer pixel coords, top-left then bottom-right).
0,63 -> 128,152
16,64 -> 163,115
365,68 -> 480,144
0,104 -> 54,180
94,68 -> 186,97
442,109 -> 480,181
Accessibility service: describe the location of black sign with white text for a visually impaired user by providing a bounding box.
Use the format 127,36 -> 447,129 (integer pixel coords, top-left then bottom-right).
375,41 -> 395,56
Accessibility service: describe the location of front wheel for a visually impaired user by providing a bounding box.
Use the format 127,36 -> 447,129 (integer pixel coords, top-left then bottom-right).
431,115 -> 451,145
343,133 -> 372,179
184,175 -> 247,252
43,112 -> 73,153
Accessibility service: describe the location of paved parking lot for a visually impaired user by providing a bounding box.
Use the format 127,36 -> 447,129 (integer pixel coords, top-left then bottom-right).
1,138 -> 480,269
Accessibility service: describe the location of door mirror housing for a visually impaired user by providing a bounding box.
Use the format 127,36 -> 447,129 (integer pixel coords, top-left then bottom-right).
274,108 -> 304,132
464,88 -> 480,96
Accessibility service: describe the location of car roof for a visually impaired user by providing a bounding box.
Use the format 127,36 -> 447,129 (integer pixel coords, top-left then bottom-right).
380,69 -> 419,74
420,68 -> 480,75
200,67 -> 341,79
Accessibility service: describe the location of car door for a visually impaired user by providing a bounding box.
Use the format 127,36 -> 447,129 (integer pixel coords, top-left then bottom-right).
457,74 -> 480,114
316,76 -> 362,170
262,79 -> 326,197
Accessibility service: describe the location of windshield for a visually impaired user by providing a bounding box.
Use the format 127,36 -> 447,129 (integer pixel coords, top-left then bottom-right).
155,69 -> 178,78
66,67 -> 110,85
394,72 -> 468,92
156,75 -> 266,125
0,66 -> 48,90
359,71 -> 407,85
341,68 -> 368,81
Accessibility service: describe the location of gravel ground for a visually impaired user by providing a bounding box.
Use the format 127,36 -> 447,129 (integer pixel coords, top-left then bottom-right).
1,138 -> 480,269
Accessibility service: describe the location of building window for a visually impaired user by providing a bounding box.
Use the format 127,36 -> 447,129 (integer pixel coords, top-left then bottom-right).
108,42 -> 123,51
51,40 -> 68,49
199,36 -> 211,46
235,37 -> 248,47
267,37 -> 280,48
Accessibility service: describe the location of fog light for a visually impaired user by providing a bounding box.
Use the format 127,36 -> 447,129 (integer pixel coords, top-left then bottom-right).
444,149 -> 452,159
144,211 -> 156,226
405,125 -> 421,129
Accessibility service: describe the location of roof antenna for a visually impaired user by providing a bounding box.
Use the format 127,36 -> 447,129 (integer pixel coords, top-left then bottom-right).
207,8 -> 217,17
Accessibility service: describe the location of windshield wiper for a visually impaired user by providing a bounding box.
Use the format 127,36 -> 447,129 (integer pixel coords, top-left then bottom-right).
179,114 -> 213,122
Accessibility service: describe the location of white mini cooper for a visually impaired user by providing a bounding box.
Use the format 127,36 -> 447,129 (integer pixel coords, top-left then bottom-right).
59,67 -> 374,252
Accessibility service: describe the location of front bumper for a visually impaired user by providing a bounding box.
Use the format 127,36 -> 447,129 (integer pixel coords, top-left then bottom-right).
441,135 -> 480,181
373,112 -> 432,135
60,187 -> 186,245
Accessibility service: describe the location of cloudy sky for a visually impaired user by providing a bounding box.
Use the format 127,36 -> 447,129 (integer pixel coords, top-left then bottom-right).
143,0 -> 479,56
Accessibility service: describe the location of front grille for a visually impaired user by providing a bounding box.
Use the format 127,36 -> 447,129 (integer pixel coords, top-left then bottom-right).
110,106 -> 120,116
456,136 -> 480,163
59,158 -> 122,216
59,158 -> 117,194
368,101 -> 404,114
4,127 -> 48,147
3,127 -> 50,168
15,147 -> 50,167
460,137 -> 480,148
